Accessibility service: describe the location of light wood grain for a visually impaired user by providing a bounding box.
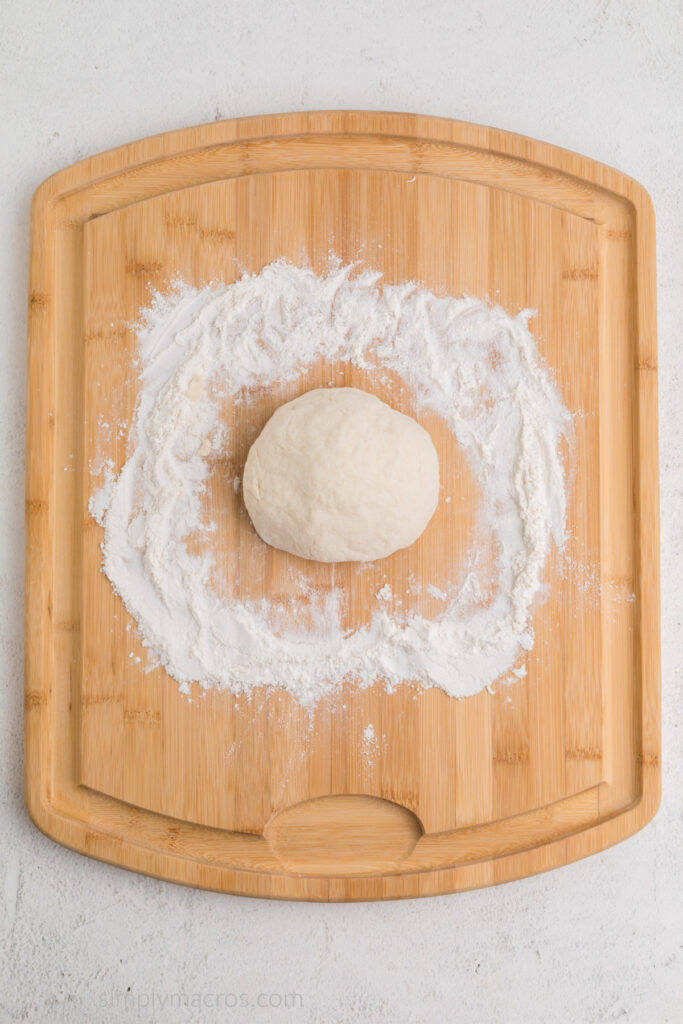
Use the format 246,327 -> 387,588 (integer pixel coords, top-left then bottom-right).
25,111 -> 660,900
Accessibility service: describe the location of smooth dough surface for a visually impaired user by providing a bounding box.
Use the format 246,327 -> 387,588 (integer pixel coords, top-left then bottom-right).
242,387 -> 440,562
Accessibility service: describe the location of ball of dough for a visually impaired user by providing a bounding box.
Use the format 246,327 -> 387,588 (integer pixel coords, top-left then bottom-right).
242,387 -> 440,562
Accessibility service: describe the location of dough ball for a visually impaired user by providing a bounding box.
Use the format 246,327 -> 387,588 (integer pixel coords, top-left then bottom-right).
242,387 -> 440,562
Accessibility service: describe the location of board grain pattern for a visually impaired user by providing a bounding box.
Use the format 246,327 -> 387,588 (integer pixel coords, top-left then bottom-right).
25,111 -> 660,900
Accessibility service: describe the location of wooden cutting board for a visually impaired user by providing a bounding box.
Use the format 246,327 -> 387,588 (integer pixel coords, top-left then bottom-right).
25,111 -> 660,900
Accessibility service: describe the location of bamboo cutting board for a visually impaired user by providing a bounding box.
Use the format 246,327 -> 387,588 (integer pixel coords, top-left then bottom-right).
25,111 -> 660,900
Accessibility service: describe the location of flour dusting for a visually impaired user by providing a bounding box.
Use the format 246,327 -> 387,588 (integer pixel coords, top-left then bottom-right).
90,260 -> 572,704
361,724 -> 381,763
88,460 -> 115,526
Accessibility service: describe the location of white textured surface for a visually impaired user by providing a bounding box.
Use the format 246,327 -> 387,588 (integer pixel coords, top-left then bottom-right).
1,1 -> 681,1021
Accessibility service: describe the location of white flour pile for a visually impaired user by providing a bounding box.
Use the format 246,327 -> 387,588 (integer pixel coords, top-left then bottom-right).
90,260 -> 572,704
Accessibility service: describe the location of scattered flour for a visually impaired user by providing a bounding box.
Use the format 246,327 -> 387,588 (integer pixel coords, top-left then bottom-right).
361,723 -> 380,763
90,260 -> 572,704
88,460 -> 116,526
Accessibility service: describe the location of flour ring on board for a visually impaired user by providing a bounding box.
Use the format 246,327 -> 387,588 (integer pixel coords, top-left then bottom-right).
89,260 -> 572,704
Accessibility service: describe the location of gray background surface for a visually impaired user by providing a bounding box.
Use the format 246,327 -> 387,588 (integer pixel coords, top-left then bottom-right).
1,2 -> 681,1022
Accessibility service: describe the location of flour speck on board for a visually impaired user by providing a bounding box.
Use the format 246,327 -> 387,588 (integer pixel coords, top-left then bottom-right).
361,723 -> 381,763
89,260 -> 572,705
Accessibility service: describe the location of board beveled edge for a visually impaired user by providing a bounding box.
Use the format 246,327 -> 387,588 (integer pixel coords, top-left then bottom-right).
24,111 -> 660,900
